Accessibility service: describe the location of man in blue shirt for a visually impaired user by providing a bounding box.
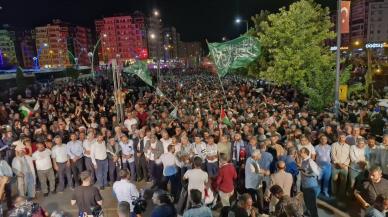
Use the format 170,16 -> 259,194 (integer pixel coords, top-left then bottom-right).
67,133 -> 84,187
120,135 -> 136,182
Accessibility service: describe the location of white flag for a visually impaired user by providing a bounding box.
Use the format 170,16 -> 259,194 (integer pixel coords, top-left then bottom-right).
169,107 -> 178,119
156,87 -> 164,97
33,101 -> 40,111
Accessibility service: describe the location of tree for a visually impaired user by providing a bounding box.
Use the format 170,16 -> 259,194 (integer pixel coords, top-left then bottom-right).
256,0 -> 336,110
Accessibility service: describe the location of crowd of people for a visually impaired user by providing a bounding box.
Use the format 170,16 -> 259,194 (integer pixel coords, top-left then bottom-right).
0,71 -> 387,217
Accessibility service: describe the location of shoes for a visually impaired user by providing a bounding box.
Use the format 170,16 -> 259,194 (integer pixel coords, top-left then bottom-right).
58,191 -> 64,194
43,193 -> 49,197
100,186 -> 105,190
50,190 -> 56,195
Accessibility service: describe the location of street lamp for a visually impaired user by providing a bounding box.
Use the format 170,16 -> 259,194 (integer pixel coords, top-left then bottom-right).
33,43 -> 48,70
153,9 -> 159,17
150,32 -> 161,82
235,17 -> 249,33
89,33 -> 107,77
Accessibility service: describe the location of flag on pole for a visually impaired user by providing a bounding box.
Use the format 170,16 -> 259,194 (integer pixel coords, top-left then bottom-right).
156,87 -> 164,97
19,105 -> 33,118
170,107 -> 178,119
123,61 -> 153,86
220,106 -> 232,126
207,35 -> 261,77
33,101 -> 40,111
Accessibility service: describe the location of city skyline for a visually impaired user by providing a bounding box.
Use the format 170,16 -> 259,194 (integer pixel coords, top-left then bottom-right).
0,0 -> 335,42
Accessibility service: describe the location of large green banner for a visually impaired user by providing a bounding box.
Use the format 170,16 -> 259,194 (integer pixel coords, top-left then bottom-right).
208,35 -> 261,77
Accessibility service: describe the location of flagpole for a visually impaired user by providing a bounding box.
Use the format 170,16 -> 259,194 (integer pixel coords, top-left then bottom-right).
217,73 -> 230,108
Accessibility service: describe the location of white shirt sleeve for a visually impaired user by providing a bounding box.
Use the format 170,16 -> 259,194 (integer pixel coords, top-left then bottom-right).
309,159 -> 320,176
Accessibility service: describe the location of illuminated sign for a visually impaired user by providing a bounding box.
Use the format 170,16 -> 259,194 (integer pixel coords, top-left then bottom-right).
330,46 -> 349,51
365,43 -> 384,48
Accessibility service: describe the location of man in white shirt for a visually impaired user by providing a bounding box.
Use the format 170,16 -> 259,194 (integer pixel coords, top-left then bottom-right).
191,136 -> 207,161
331,133 -> 351,198
160,130 -> 172,154
120,135 -> 136,182
124,112 -> 138,135
32,142 -> 55,197
349,138 -> 367,190
183,156 -> 208,200
52,136 -> 72,192
91,133 -> 108,189
83,131 -> 96,184
113,169 -> 139,216
205,136 -> 218,178
157,144 -> 179,200
12,145 -> 36,198
67,133 -> 84,187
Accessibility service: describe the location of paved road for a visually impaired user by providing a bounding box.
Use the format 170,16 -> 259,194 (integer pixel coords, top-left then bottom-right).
34,181 -> 337,217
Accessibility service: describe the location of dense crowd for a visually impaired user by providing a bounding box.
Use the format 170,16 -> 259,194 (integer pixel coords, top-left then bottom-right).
0,71 -> 387,217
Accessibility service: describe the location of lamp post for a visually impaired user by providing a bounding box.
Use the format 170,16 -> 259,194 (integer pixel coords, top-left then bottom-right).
334,0 -> 342,119
150,32 -> 161,83
33,43 -> 48,70
89,33 -> 107,77
235,18 -> 249,33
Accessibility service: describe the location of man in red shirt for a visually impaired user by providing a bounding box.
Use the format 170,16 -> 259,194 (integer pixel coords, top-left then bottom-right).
216,153 -> 237,207
136,106 -> 148,127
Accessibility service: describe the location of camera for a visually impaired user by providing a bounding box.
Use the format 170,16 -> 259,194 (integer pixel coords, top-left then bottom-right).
132,189 -> 148,214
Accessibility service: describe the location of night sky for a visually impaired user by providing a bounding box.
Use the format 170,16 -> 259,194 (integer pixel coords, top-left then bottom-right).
0,0 -> 335,42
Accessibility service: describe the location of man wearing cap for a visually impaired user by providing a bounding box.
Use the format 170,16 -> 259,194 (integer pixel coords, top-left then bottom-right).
67,133 -> 84,187
52,136 -> 72,192
12,144 -> 36,198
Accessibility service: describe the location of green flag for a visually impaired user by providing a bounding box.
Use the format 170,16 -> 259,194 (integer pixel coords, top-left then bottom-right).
123,61 -> 153,86
207,35 -> 261,77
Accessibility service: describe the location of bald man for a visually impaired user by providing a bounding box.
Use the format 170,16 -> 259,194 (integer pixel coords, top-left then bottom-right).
266,161 -> 293,198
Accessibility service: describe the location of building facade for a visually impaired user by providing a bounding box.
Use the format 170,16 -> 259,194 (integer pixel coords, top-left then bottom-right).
35,22 -> 70,68
15,30 -> 36,68
95,15 -> 145,65
69,26 -> 93,66
147,14 -> 163,60
162,26 -> 178,60
0,29 -> 17,67
367,0 -> 388,42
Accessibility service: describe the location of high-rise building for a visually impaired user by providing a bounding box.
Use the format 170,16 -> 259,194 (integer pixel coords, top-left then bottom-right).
68,26 -> 93,66
0,29 -> 17,67
367,0 -> 388,42
162,26 -> 178,60
147,14 -> 163,60
95,15 -> 145,65
15,30 -> 36,68
350,0 -> 370,44
35,21 -> 70,68
177,41 -> 203,67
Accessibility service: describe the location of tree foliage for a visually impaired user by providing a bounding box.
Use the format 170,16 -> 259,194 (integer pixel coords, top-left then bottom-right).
252,0 -> 336,110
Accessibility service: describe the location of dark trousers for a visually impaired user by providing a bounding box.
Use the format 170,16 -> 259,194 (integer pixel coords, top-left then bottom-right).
246,188 -> 264,213
206,161 -> 219,178
123,161 -> 136,181
96,159 -> 108,187
108,158 -> 120,183
302,187 -> 319,217
161,173 -> 180,200
71,158 -> 84,187
5,181 -> 12,208
84,157 -> 95,184
135,154 -> 148,181
148,160 -> 156,181
57,162 -> 72,192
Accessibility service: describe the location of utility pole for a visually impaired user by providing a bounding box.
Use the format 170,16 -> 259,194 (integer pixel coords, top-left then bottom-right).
334,0 -> 342,119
